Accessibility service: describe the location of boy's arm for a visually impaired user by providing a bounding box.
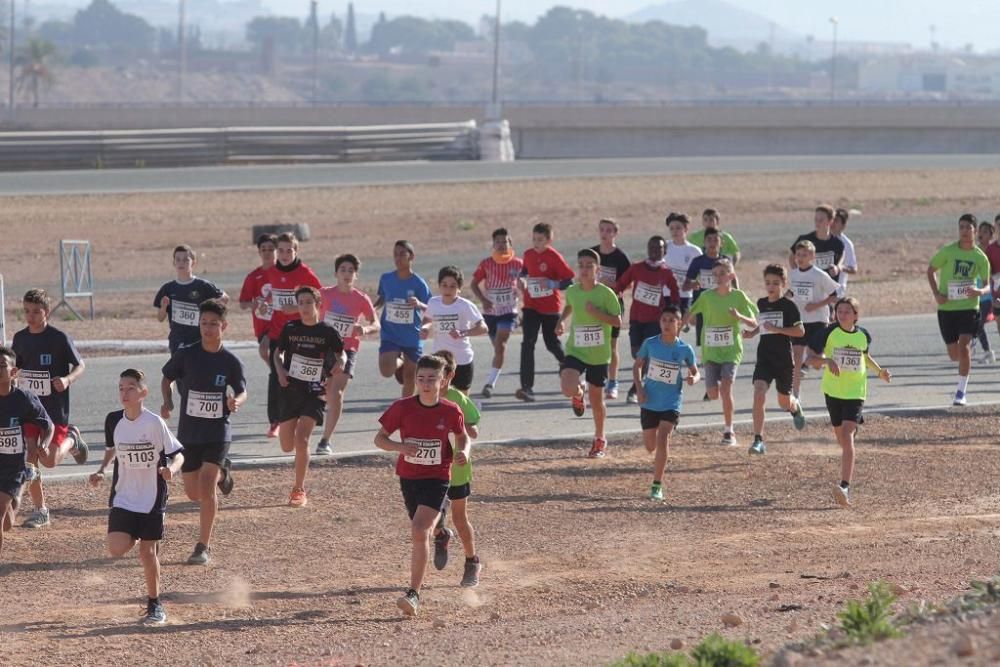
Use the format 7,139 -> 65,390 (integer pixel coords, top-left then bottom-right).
374,427 -> 418,456
453,431 -> 471,465
161,451 -> 184,480
864,352 -> 892,382
160,376 -> 175,418
89,447 -> 116,486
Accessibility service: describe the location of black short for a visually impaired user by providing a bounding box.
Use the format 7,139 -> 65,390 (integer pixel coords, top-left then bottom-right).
453,363 -> 474,392
825,395 -> 864,428
342,349 -> 358,378
108,507 -> 165,541
278,386 -> 326,425
399,477 -> 450,520
678,297 -> 691,316
937,309 -> 980,345
611,298 -> 624,339
0,476 -> 22,501
792,321 -> 825,347
629,320 -> 661,354
447,482 -> 471,501
180,441 -> 230,473
560,355 -> 609,388
753,362 -> 794,396
640,408 -> 679,430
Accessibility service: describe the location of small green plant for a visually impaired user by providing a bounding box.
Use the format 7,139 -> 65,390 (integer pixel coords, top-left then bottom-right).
837,581 -> 902,644
690,633 -> 760,667
608,651 -> 692,667
456,219 -> 476,231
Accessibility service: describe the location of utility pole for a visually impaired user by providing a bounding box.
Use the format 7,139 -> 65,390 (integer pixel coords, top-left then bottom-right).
491,0 -> 501,109
829,16 -> 838,103
8,0 -> 16,113
178,0 -> 186,103
310,0 -> 319,103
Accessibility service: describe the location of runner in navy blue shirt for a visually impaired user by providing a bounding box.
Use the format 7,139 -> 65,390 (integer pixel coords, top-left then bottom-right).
154,244 -> 227,353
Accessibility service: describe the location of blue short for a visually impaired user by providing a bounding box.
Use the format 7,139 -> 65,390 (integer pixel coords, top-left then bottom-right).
485,313 -> 517,339
379,339 -> 422,363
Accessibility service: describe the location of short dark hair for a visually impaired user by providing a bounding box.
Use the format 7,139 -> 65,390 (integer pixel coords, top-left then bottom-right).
532,223 -> 552,238
835,208 -> 849,225
438,265 -> 464,286
703,227 -> 720,239
394,240 -> 415,256
199,298 -> 227,320
599,218 -> 619,232
815,205 -> 835,220
434,349 -> 457,374
256,233 -> 278,248
491,227 -> 510,241
661,304 -> 681,317
295,285 -> 321,302
665,212 -> 691,228
577,248 -> 600,263
979,221 -> 994,235
22,288 -> 51,310
335,253 -> 360,272
276,232 -> 299,248
416,355 -> 445,373
763,263 -> 788,281
120,368 -> 146,387
648,234 -> 666,246
0,345 -> 15,365
702,208 -> 720,221
959,213 -> 978,226
174,244 -> 195,260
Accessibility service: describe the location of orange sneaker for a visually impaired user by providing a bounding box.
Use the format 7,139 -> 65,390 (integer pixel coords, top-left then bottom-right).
288,488 -> 308,507
588,437 -> 607,459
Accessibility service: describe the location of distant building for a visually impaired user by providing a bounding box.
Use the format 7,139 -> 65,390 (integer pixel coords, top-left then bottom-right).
859,54 -> 1000,98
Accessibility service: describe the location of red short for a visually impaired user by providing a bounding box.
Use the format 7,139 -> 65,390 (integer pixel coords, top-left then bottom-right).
23,422 -> 69,447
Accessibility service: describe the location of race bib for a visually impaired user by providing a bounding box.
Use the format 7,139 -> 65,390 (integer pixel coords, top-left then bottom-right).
597,266 -> 617,286
705,326 -> 734,348
792,281 -> 814,302
634,281 -> 662,307
17,370 -> 51,397
815,252 -> 835,270
435,314 -> 460,336
0,426 -> 24,454
948,280 -> 974,301
273,289 -> 296,309
699,270 -> 717,290
255,299 -> 273,321
833,347 -> 863,373
574,325 -> 605,348
526,278 -> 553,299
488,288 -> 515,308
403,438 -> 443,466
186,390 -> 224,419
647,359 -> 680,385
288,354 -> 324,382
171,300 -> 199,327
385,301 -> 414,325
118,442 -> 157,470
669,268 -> 688,292
758,311 -> 784,335
324,311 -> 356,338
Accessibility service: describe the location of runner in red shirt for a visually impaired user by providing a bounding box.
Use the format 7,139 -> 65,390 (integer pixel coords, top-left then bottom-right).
238,233 -> 277,369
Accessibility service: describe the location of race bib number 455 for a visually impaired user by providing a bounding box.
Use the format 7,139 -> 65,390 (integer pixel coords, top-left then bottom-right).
403,438 -> 443,466
385,302 -> 414,325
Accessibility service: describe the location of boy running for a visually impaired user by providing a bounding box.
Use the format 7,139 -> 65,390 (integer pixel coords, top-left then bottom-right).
375,240 -> 432,398
633,306 -> 699,500
788,240 -> 841,399
470,227 -> 524,398
927,214 -> 991,406
805,298 -> 891,507
685,227 -> 738,352
557,248 -> 623,458
663,213 -> 703,315
973,222 -> 996,364
90,369 -> 185,626
615,235 -> 680,404
689,208 -> 741,265
238,233 -> 278,368
987,214 -> 1000,350
789,206 -> 845,281
518,223 -> 575,402
315,253 -> 379,455
160,299 -> 246,565
422,266 -> 488,392
154,244 -> 227,354
375,355 -> 469,616
12,288 -> 88,530
0,345 -> 53,557
591,218 -> 631,400
684,258 -> 757,446
743,265 -> 807,455
274,286 -> 345,507
831,209 -> 858,297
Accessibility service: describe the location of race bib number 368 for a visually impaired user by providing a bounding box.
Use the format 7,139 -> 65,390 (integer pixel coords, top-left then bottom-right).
288,354 -> 324,382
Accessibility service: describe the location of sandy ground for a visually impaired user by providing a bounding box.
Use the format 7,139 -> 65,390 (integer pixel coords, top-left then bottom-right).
1,408 -> 999,666
1,167 -> 999,341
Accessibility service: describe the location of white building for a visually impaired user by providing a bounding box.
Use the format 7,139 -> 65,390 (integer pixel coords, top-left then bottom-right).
859,54 -> 1000,98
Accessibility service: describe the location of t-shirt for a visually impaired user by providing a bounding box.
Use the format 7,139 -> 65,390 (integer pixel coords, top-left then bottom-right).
590,245 -> 631,295
788,266 -> 840,324
377,270 -> 432,349
615,260 -> 680,323
790,232 -> 845,277
930,242 -> 991,312
11,325 -> 82,426
473,256 -> 524,317
153,277 -> 225,352
754,297 -> 802,371
564,283 -> 622,366
265,260 -> 323,340
685,253 -> 734,302
985,242 -> 1000,298
688,229 -> 740,258
687,289 -> 758,364
277,320 -> 345,396
319,286 -> 376,353
809,324 -> 873,401
835,233 -> 857,297
239,266 -> 273,340
0,388 -> 51,480
521,247 -> 575,315
104,408 -> 184,514
446,387 -> 480,487
636,336 -> 697,413
425,296 -> 485,366
161,343 -> 247,445
664,242 -> 703,299
378,396 -> 465,481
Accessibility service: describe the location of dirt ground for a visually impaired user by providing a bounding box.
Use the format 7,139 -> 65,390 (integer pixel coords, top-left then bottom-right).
1,408 -> 999,666
2,167 -> 999,341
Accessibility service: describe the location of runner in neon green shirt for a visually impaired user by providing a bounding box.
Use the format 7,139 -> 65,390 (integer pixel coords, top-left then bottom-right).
689,208 -> 741,264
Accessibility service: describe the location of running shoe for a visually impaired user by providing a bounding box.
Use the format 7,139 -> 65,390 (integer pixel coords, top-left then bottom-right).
649,483 -> 664,501
588,437 -> 607,459
22,507 -> 50,529
433,528 -> 453,571
23,463 -> 39,483
791,403 -> 806,431
748,436 -> 766,455
67,424 -> 88,464
288,488 -> 308,508
266,422 -> 279,438
572,387 -> 586,417
953,390 -> 967,406
833,484 -> 851,508
460,559 -> 482,588
626,386 -> 639,405
314,438 -> 332,455
515,387 -> 536,402
397,589 -> 420,616
141,600 -> 167,626
217,458 -> 234,496
187,542 -> 211,565
721,432 -> 737,447
605,380 -> 619,400
703,392 -> 711,402
984,350 -> 996,365
481,384 -> 494,399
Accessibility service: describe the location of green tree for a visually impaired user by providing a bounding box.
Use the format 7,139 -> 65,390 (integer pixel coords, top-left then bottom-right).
246,16 -> 305,54
344,2 -> 357,53
366,15 -> 474,56
72,0 -> 155,54
322,13 -> 343,51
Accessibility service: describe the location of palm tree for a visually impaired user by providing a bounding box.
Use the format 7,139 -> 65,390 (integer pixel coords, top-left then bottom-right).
16,37 -> 56,108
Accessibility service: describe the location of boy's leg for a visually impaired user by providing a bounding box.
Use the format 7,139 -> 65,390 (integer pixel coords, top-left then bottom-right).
559,366 -> 583,399
196,463 -> 222,546
835,422 -> 856,485
409,505 -> 441,592
450,497 -> 475,559
607,329 -> 621,396
751,379 -> 768,437
491,326 -> 511,373
0,493 -> 11,555
704,363 -> 721,400
720,375 -> 735,428
321,372 -> 351,442
278,420 -> 297,454
588,383 -> 606,440
791,345 -> 806,398
400,354 -> 417,398
107,531 -> 137,558
266,339 -> 281,431
540,313 -> 566,363
519,309 -> 542,391
378,349 -> 402,378
652,421 -> 674,482
293,417 -> 317,491
138,539 -> 161,600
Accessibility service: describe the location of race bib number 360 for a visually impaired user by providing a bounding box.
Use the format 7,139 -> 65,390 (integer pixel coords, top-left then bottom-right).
118,442 -> 156,469
0,426 -> 24,454
171,301 -> 199,327
403,438 -> 443,466
17,370 -> 51,397
187,390 -> 224,419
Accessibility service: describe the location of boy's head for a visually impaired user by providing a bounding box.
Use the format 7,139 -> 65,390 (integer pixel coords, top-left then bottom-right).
118,368 -> 148,407
295,285 -> 321,318
711,257 -> 734,285
492,227 -> 512,252
276,232 -> 298,266
831,208 -> 849,235
199,298 -> 228,340
659,305 -> 682,336
532,223 -> 553,252
665,212 -> 690,242
393,240 -> 415,270
437,265 -> 463,298
22,288 -> 51,329
646,235 -> 666,263
576,248 -> 600,280
703,227 -> 721,255
335,253 -> 361,285
256,233 -> 278,263
173,244 -> 196,272
959,213 -> 978,240
763,263 -> 788,296
834,296 -> 860,327
414,355 -> 446,395
598,218 -> 618,244
977,221 -> 994,246
794,240 -> 816,268
814,205 -> 835,233
994,213 -> 1000,238
0,345 -> 16,384
701,208 -> 720,229
434,350 -> 457,387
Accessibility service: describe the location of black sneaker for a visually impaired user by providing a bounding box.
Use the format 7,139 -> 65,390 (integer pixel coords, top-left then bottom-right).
217,458 -> 234,496
460,558 -> 481,588
68,424 -> 88,465
396,588 -> 419,616
314,438 -> 332,455
187,542 -> 211,565
141,600 -> 167,626
515,387 -> 536,402
433,528 -> 453,570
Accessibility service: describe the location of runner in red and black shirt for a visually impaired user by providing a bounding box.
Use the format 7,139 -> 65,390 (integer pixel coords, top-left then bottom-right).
238,233 -> 277,369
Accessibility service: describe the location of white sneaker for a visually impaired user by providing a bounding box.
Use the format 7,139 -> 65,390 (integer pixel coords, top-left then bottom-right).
22,507 -> 50,528
983,350 -> 996,364
953,390 -> 967,406
834,484 -> 851,507
720,432 -> 737,447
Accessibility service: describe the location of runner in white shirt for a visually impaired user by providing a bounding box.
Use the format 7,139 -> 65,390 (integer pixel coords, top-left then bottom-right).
664,213 -> 703,316
832,208 -> 858,297
422,266 -> 488,393
788,240 -> 841,399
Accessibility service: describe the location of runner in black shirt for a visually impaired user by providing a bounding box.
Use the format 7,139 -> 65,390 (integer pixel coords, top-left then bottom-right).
788,205 -> 845,280
591,218 -> 632,400
154,244 -> 227,353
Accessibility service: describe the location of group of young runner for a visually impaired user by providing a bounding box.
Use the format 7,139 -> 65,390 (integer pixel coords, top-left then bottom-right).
1,207 -> 997,623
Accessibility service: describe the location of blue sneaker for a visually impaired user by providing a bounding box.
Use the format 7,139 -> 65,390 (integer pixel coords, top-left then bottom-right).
141,600 -> 167,626
953,390 -> 967,406
748,437 -> 766,455
791,403 -> 806,431
605,380 -> 619,400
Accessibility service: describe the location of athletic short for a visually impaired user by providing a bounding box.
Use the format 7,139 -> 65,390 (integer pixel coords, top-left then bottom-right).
447,482 -> 471,501
678,297 -> 691,316
703,361 -> 738,389
560,355 -> 609,388
640,408 -> 679,430
342,349 -> 358,379
23,422 -> 69,447
993,302 -> 1000,318
108,506 -> 165,541
792,321 -> 826,347
825,395 -> 864,428
629,320 -> 662,354
453,363 -> 474,392
937,309 -> 980,345
0,475 -> 22,500
379,339 -> 422,363
611,298 -> 624,339
485,313 -> 516,339
180,441 -> 229,473
278,387 -> 326,425
753,362 -> 794,396
399,477 -> 450,520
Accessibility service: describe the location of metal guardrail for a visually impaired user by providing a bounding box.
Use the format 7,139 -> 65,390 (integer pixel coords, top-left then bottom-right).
0,121 -> 480,170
